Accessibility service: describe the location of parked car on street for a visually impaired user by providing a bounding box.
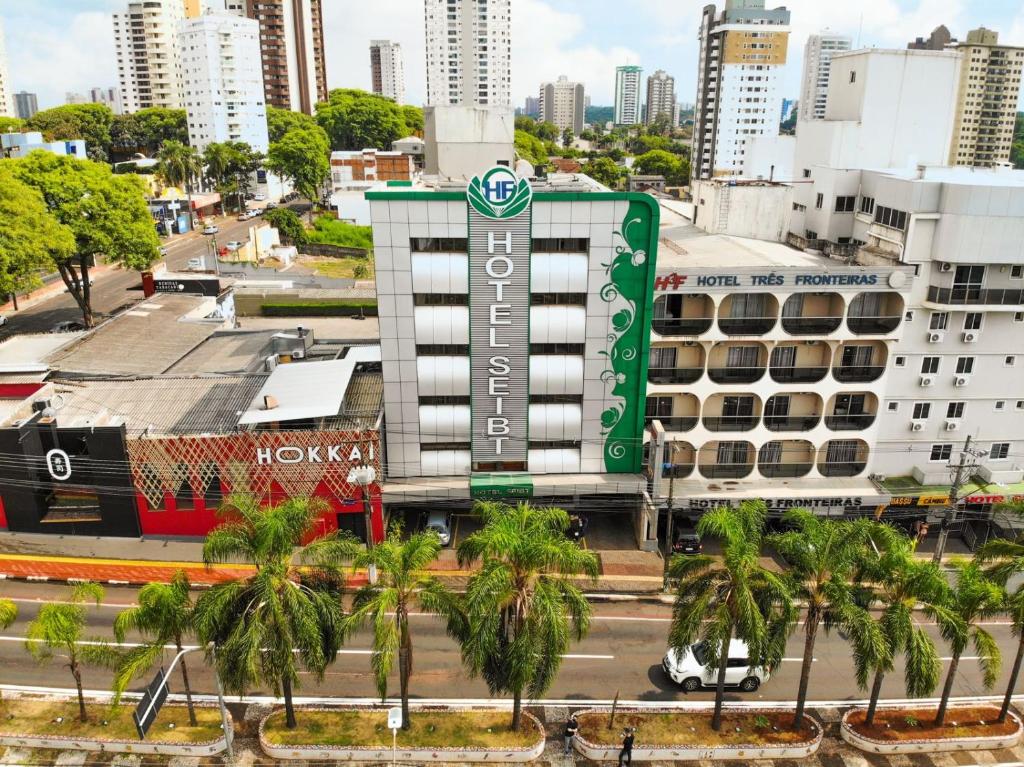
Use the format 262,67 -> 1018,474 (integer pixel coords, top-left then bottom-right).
253,193 -> 266,201
264,202 -> 277,210
663,639 -> 769,692
672,525 -> 702,555
225,241 -> 242,251
0,315 -> 8,327
425,510 -> 453,546
202,224 -> 218,235
186,257 -> 204,271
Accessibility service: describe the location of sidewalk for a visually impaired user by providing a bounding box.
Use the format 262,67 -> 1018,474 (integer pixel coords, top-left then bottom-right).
0,262 -> 119,315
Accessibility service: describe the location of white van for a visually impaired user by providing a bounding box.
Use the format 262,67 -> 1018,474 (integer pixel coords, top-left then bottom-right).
662,639 -> 769,692
425,511 -> 452,546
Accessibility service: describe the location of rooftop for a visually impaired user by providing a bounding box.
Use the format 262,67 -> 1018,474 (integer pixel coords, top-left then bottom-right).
870,165 -> 1024,188
165,330 -> 285,375
657,223 -> 836,269
0,333 -> 85,375
368,172 -> 610,195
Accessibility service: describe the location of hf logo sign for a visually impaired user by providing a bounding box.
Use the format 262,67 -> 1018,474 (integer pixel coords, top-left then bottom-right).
468,166 -> 532,220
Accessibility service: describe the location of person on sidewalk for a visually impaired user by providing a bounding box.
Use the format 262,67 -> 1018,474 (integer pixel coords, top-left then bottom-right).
618,726 -> 634,766
563,713 -> 579,755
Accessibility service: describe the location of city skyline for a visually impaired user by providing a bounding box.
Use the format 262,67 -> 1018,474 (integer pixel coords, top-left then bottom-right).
4,0 -> 1024,112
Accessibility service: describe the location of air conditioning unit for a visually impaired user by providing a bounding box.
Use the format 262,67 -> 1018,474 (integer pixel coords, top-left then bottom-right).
919,375 -> 935,387
945,419 -> 960,431
940,262 -> 953,273
954,374 -> 970,387
928,331 -> 944,343
291,349 -> 306,359
911,420 -> 926,431
962,332 -> 978,343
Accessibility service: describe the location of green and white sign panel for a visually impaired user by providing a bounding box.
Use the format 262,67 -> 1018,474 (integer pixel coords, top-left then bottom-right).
468,167 -> 533,466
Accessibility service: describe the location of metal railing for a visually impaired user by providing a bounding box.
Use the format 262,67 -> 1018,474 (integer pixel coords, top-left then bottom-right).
648,367 -> 703,384
703,415 -> 759,432
926,285 -> 1024,306
701,463 -> 754,479
847,315 -> 902,334
818,460 -> 867,477
652,317 -> 714,336
781,316 -> 843,335
647,416 -> 699,432
770,366 -> 828,383
707,366 -> 766,384
760,462 -> 813,478
663,463 -> 695,478
832,365 -> 885,383
763,415 -> 820,432
718,316 -> 777,335
825,414 -> 877,430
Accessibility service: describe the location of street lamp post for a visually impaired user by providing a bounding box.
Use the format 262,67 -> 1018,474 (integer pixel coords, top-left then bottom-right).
351,463 -> 378,585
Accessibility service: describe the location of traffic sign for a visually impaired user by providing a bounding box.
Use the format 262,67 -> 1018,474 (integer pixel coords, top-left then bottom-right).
133,667 -> 169,739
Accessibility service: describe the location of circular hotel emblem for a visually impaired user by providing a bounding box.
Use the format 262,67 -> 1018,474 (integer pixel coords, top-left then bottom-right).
468,166 -> 533,219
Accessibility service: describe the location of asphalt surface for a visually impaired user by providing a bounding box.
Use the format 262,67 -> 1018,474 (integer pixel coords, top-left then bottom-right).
0,581 -> 1018,706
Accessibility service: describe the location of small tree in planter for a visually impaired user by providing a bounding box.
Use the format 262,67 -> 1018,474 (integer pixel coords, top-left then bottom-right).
668,500 -> 794,732
457,501 -> 599,732
975,532 -> 1024,723
24,582 -> 119,722
934,559 -> 1002,726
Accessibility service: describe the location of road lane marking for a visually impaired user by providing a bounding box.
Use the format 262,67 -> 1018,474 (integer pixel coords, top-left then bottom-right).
780,658 -> 816,662
562,654 -> 615,660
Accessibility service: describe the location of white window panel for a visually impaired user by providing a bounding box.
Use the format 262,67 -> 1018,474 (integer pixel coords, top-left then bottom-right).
418,405 -> 471,443
530,253 -> 588,293
529,306 -> 586,343
528,403 -> 583,441
417,356 -> 470,396
529,355 -> 584,395
528,448 -> 582,474
420,450 -> 471,476
414,306 -> 470,345
411,253 -> 469,293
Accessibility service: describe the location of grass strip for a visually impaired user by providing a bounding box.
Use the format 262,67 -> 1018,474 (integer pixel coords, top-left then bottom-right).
577,711 -> 817,747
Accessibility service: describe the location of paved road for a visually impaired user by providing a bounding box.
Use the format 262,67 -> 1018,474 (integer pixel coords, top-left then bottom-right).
0,581 -> 1018,706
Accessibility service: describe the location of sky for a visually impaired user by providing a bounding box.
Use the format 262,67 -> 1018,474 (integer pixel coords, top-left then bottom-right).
3,0 -> 1024,111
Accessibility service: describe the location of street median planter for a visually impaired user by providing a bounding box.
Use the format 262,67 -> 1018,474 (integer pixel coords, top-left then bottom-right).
0,698 -> 231,756
841,705 -> 1023,754
259,705 -> 545,762
573,707 -> 822,762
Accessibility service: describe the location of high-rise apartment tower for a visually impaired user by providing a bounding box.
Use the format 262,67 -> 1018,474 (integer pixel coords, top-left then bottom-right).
370,40 -> 406,104
800,32 -> 851,121
645,69 -> 677,127
424,0 -> 511,107
112,0 -> 185,112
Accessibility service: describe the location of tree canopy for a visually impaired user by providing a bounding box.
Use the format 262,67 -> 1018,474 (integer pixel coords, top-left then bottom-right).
266,126 -> 330,218
633,149 -> 690,185
315,89 -> 419,151
267,106 -> 319,144
110,108 -> 188,158
25,103 -> 114,162
514,129 -> 548,167
581,156 -> 627,189
0,116 -> 25,134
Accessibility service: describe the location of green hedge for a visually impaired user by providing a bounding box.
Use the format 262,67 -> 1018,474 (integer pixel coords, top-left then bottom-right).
261,299 -> 378,317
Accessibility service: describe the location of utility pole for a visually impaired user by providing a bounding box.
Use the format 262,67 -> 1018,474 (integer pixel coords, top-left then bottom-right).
932,436 -> 987,564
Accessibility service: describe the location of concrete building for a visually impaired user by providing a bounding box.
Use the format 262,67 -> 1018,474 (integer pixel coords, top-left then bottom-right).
909,25 -> 955,51
392,135 -> 426,168
112,0 -> 185,112
66,87 -> 122,114
948,28 -> 1024,168
14,92 -> 38,120
800,32 -> 851,121
329,149 -> 415,224
523,95 -> 539,117
366,167 -> 661,549
178,12 -> 268,152
645,69 -> 677,127
423,105 -> 514,179
614,65 -> 642,125
692,0 -> 791,180
1,132 -> 88,159
224,0 -> 327,115
0,20 -> 11,118
370,39 -> 406,104
424,0 -> 512,108
742,134 -> 795,181
538,75 -> 585,134
692,178 -> 793,240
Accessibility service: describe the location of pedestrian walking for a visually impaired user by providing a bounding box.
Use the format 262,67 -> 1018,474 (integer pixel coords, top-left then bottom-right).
563,713 -> 579,755
618,726 -> 634,766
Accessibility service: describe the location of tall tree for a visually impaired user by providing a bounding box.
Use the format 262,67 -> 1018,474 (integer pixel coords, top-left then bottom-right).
110,108 -> 188,159
0,117 -> 25,134
9,153 -> 160,327
457,501 -> 599,731
768,511 -> 887,730
0,163 -> 75,299
267,106 -> 318,143
343,530 -> 462,729
25,103 -> 114,162
856,528 -> 947,726
633,149 -> 688,185
668,500 -> 794,731
266,127 -> 330,222
315,89 -> 411,151
113,570 -> 198,725
193,495 -> 356,729
157,140 -> 202,225
581,157 -> 626,189
934,559 -> 1002,726
975,532 -> 1024,722
401,105 -> 424,135
25,582 -> 118,722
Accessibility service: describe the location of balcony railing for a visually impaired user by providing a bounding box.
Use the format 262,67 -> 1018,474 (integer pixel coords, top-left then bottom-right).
764,415 -> 820,432
663,463 -> 695,478
701,463 -> 754,479
824,414 -> 877,430
760,462 -> 813,478
927,285 -> 1024,306
648,367 -> 703,385
847,315 -> 902,334
819,460 -> 867,477
781,316 -> 843,335
703,415 -> 759,432
652,317 -> 714,336
707,366 -> 766,384
770,366 -> 828,384
647,416 -> 699,432
718,316 -> 777,335
833,365 -> 885,383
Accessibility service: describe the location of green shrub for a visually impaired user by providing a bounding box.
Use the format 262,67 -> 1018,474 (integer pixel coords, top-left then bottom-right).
305,215 -> 374,250
261,299 -> 378,317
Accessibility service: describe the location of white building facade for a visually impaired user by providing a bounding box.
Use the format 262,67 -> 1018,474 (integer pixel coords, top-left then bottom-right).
424,0 -> 511,108
614,65 -> 642,125
178,13 -> 268,153
113,0 -> 185,113
799,32 -> 851,121
370,39 -> 406,104
538,75 -> 585,134
692,0 -> 790,180
645,69 -> 677,127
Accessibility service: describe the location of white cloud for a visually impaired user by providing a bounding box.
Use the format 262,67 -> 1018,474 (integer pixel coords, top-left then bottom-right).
6,11 -> 119,110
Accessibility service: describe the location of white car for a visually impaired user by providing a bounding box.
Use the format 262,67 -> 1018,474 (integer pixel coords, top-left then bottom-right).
0,315 -> 8,327
225,241 -> 242,251
662,639 -> 769,693
186,257 -> 205,271
202,224 -> 219,235
253,193 -> 266,201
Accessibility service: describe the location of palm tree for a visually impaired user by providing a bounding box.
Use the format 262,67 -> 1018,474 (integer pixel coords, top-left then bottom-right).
857,528 -> 948,727
193,494 -> 359,729
975,533 -> 1024,722
157,140 -> 201,226
113,570 -> 198,726
456,501 -> 599,732
343,529 -> 462,729
768,511 -> 888,731
934,559 -> 1003,726
25,582 -> 118,722
668,500 -> 794,732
